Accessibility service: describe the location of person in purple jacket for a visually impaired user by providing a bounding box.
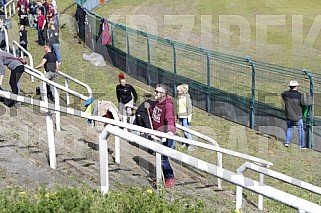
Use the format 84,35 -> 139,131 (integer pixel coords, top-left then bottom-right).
147,83 -> 177,188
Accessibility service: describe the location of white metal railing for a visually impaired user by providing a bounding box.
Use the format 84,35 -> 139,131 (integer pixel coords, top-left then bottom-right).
25,65 -> 90,132
100,125 -> 321,213
4,0 -> 15,19
0,92 -> 319,212
236,162 -> 321,211
12,40 -> 35,82
58,71 -> 93,105
4,66 -> 90,162
176,123 -> 222,188
0,89 -> 271,173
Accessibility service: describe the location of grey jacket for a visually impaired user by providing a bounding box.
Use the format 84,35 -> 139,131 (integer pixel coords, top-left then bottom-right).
0,51 -> 23,75
281,90 -> 312,121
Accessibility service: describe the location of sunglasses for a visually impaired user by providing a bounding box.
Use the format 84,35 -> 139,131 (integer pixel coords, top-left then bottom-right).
154,90 -> 164,94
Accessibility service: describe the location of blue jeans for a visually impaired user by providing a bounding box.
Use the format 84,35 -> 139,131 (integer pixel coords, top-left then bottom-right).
52,43 -> 61,63
286,119 -> 305,147
162,139 -> 176,179
178,118 -> 192,140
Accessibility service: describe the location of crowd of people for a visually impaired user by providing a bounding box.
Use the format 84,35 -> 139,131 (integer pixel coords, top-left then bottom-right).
113,72 -> 314,188
0,0 -> 60,106
17,0 -> 60,64
114,73 -> 194,188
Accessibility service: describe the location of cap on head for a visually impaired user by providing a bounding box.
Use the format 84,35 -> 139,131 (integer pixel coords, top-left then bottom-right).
288,80 -> 299,87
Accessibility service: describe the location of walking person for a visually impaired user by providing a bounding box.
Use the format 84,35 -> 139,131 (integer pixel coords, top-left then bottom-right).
0,51 -> 25,107
176,84 -> 194,151
281,80 -> 312,149
146,84 -> 177,188
48,21 -> 60,64
116,73 -> 137,123
35,43 -> 58,101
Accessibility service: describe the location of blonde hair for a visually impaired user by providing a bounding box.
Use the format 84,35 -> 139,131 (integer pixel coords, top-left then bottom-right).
177,84 -> 189,94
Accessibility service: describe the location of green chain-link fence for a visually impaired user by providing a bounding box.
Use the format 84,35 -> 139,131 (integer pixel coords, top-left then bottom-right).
76,1 -> 321,151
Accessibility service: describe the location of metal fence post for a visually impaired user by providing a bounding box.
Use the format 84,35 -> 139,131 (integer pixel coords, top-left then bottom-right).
111,25 -> 114,47
146,36 -> 151,86
206,51 -> 211,113
171,42 -> 177,97
302,69 -> 314,149
246,57 -> 256,129
126,31 -> 130,56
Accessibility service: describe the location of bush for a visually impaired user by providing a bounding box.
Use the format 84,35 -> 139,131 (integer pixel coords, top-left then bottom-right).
0,186 -> 209,212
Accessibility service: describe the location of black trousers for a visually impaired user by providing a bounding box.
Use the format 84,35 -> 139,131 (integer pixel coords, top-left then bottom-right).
9,65 -> 24,94
38,29 -> 47,46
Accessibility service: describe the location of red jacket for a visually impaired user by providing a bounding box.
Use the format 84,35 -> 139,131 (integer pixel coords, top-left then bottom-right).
150,97 -> 176,133
17,0 -> 28,9
38,15 -> 46,29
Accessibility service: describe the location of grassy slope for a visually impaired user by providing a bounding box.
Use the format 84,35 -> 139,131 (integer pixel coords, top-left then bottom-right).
94,0 -> 321,71
7,0 -> 321,212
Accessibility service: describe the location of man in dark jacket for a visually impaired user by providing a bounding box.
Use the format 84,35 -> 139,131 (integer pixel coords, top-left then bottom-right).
147,84 -> 177,188
281,80 -> 312,149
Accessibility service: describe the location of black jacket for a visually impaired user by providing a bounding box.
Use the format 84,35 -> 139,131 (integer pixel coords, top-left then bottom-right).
281,90 -> 312,121
116,84 -> 138,104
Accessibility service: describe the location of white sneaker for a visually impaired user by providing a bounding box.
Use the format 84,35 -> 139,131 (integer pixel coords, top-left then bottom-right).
285,144 -> 289,147
300,147 -> 307,150
180,144 -> 186,149
187,146 -> 195,151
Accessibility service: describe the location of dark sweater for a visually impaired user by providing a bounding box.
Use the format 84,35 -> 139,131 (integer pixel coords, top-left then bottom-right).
116,84 -> 138,104
281,90 -> 312,121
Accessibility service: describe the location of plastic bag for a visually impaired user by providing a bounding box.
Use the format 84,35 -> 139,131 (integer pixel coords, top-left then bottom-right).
82,52 -> 106,67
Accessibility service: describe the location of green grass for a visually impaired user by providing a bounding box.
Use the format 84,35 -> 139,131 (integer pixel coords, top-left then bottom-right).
0,186 -> 208,212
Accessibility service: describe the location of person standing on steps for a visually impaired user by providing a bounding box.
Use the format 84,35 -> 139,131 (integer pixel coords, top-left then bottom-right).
176,84 -> 194,151
281,80 -> 312,149
35,43 -> 58,101
116,73 -> 137,123
146,84 -> 177,188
